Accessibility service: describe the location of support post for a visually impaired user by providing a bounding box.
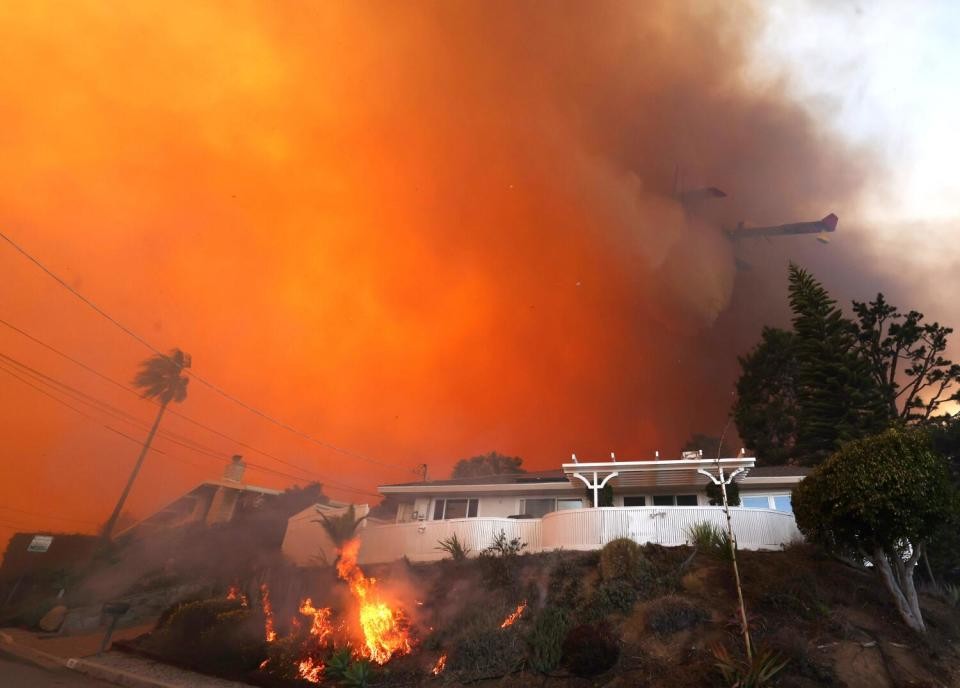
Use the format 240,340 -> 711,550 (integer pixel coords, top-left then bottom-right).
698,464 -> 751,661
571,471 -> 619,508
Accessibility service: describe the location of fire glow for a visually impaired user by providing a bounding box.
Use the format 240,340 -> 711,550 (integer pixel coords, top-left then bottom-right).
260,583 -> 277,642
299,598 -> 334,645
337,539 -> 412,664
500,601 -> 527,629
297,658 -> 324,684
226,585 -> 248,607
431,653 -> 447,675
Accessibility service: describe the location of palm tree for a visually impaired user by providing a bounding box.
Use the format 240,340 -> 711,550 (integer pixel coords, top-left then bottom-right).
313,505 -> 368,550
101,349 -> 191,541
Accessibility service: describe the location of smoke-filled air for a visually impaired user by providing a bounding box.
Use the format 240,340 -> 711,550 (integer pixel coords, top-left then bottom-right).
0,3 -> 889,534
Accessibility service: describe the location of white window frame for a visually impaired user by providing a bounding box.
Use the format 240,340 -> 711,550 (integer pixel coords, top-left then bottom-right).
740,492 -> 793,512
520,497 -> 583,516
432,498 -> 479,520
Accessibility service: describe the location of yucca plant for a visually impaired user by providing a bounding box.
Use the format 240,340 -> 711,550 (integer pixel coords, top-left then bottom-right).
342,659 -> 373,688
712,644 -> 788,688
324,648 -> 352,679
436,533 -> 471,561
313,505 -> 368,549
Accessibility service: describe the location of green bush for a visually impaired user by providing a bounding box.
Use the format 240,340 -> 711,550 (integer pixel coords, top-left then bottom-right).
526,606 -> 569,673
587,580 -> 638,617
436,533 -> 471,561
479,530 -> 527,589
547,556 -> 585,610
645,596 -> 709,636
561,622 -> 619,677
686,521 -> 733,559
145,598 -> 265,676
793,427 -> 960,632
599,538 -> 652,588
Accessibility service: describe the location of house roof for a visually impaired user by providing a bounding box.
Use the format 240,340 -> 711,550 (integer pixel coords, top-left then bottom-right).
745,466 -> 812,477
377,461 -> 811,495
379,469 -> 567,489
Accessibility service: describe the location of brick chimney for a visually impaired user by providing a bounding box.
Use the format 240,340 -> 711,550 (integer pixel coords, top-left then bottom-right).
223,454 -> 246,483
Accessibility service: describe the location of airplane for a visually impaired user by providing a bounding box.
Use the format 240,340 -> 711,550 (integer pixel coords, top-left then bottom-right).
725,213 -> 839,244
675,176 -> 838,246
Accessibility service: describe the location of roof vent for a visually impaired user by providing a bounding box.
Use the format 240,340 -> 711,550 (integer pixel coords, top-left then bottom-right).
680,450 -> 701,461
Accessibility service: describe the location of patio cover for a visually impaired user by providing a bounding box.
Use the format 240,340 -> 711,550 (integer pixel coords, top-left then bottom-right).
562,457 -> 756,506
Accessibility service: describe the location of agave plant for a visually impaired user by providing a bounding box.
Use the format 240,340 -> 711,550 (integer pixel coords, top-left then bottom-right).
313,504 -> 368,549
436,533 -> 471,561
712,644 -> 788,688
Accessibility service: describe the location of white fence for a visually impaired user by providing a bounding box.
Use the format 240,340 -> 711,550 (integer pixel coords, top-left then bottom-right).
308,507 -> 801,566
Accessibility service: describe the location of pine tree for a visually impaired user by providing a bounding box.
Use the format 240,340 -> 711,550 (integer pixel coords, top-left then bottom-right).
788,264 -> 886,464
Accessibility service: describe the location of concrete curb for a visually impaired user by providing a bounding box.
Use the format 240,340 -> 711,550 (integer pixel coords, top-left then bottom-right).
0,631 -> 176,688
68,657 -> 180,688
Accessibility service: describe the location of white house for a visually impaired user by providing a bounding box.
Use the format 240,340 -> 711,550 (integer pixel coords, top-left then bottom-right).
282,454 -> 810,566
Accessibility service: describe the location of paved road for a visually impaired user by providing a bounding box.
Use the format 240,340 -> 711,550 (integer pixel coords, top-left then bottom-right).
0,655 -> 116,687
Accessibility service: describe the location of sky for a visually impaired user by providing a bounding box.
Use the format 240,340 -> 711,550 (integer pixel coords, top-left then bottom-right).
0,1 -> 958,552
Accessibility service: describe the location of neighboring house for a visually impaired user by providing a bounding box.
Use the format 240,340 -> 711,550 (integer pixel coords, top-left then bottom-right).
118,456 -> 282,539
282,454 -> 811,567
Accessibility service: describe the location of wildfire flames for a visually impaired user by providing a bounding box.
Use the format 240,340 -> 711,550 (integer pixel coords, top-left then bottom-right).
226,585 -> 248,607
431,653 -> 447,675
297,658 -> 324,684
260,583 -> 277,642
299,598 -> 334,645
500,601 -> 527,629
337,539 -> 412,664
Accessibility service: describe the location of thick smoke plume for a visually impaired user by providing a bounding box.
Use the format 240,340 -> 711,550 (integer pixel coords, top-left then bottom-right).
0,1 -> 889,536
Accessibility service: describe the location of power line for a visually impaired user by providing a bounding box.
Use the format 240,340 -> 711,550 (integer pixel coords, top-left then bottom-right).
0,321 -> 383,496
0,230 -> 410,475
0,505 -> 98,526
0,346 -> 380,497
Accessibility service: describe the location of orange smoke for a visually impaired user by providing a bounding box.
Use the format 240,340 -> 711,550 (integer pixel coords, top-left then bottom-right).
0,2 -> 879,552
337,539 -> 412,664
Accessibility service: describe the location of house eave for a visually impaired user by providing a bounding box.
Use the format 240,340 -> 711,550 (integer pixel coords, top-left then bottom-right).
378,482 -> 574,495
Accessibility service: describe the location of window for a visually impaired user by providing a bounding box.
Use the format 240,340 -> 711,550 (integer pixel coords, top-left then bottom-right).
520,498 -> 583,516
773,495 -> 793,513
522,498 -> 556,518
432,498 -> 479,520
741,494 -> 793,513
652,495 -> 698,506
623,496 -> 646,507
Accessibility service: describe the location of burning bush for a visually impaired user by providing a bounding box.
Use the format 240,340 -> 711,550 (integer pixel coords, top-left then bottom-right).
561,622 -> 620,677
446,606 -> 526,681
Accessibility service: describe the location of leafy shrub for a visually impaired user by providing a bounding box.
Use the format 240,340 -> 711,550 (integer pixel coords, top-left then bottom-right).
146,598 -> 265,675
588,580 -> 638,617
561,622 -> 619,677
447,608 -> 525,681
599,538 -> 652,588
547,556 -> 585,609
479,530 -> 527,589
436,533 -> 471,561
526,606 -> 569,673
712,643 -> 788,688
706,480 -> 741,506
645,596 -> 709,636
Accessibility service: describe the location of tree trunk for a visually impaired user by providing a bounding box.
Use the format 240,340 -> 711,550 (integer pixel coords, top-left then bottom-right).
101,400 -> 169,541
871,548 -> 926,633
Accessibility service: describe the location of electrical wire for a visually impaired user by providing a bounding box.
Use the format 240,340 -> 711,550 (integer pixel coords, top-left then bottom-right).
0,230 -> 411,475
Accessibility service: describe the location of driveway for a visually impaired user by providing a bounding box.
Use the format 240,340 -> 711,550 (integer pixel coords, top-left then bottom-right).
0,654 -> 117,687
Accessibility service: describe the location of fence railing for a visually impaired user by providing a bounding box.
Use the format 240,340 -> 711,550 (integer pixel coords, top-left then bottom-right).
322,507 -> 801,565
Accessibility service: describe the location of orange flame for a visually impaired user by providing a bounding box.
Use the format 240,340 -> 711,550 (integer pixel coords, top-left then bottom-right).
500,601 -> 527,629
298,658 -> 324,684
258,659 -> 270,671
260,583 -> 277,642
226,585 -> 248,607
299,598 -> 334,645
337,539 -> 412,664
431,653 -> 447,675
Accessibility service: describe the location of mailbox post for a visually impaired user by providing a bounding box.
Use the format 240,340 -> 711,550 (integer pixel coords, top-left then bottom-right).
99,602 -> 130,653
